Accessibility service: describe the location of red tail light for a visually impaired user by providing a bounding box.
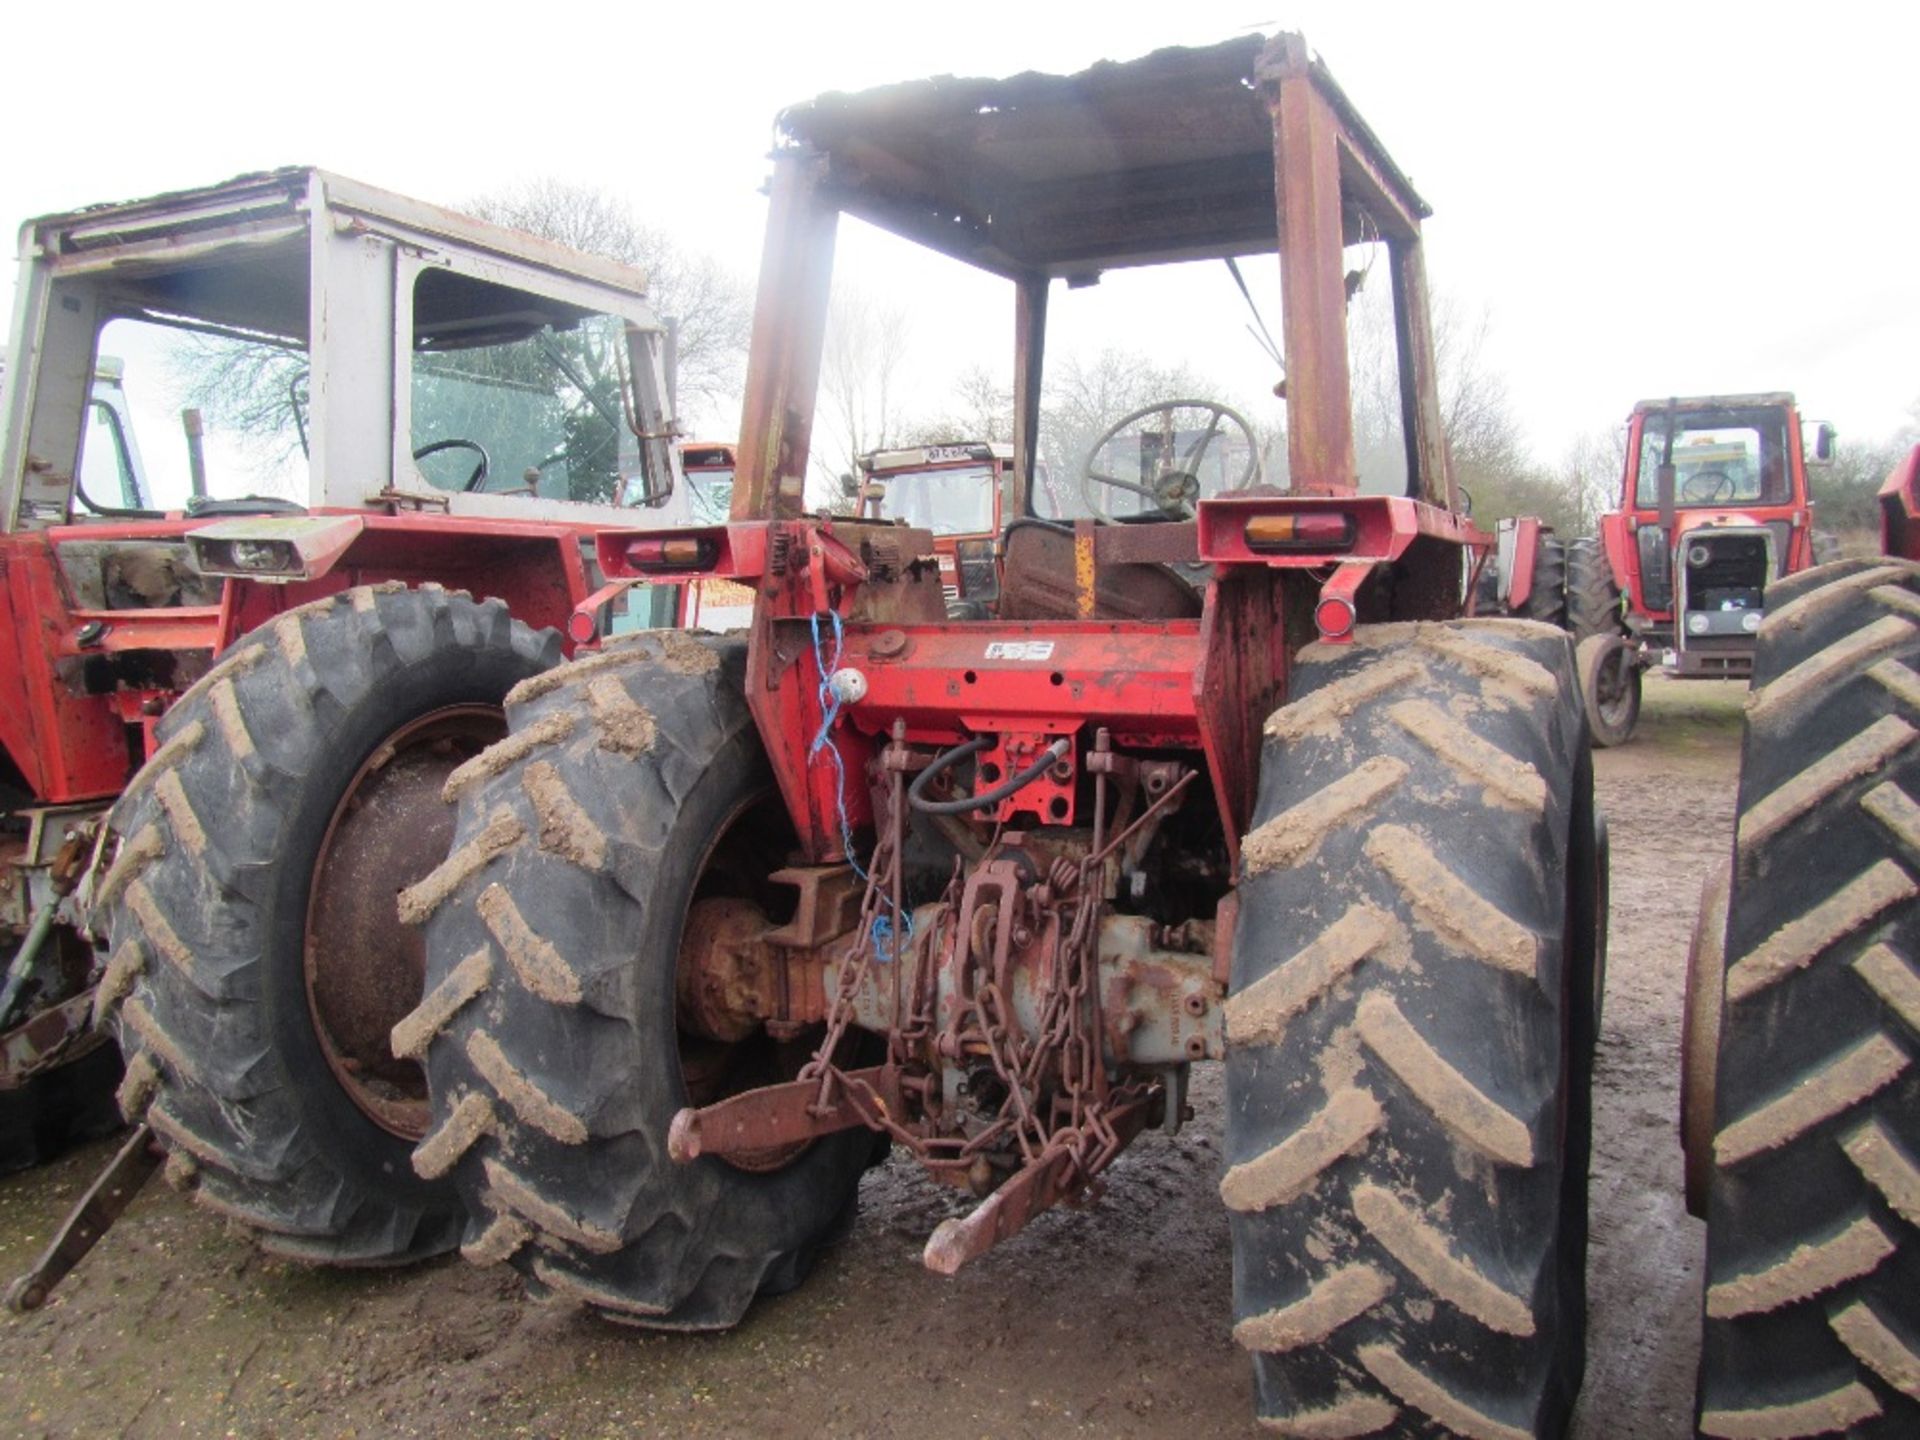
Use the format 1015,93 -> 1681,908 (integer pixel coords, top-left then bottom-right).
625,536 -> 719,572
1243,512 -> 1356,553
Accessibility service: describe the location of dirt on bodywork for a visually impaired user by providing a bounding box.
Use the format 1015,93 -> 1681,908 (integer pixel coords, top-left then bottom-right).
0,677 -> 1738,1439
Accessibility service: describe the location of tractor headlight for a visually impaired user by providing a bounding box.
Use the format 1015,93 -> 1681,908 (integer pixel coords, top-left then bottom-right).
1687,613 -> 1710,636
1742,611 -> 1763,633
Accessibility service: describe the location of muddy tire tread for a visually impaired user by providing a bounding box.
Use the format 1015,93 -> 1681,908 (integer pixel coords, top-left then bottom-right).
407,633 -> 870,1327
1565,537 -> 1622,643
101,584 -> 560,1263
1227,619 -> 1594,1438
1697,558 -> 1920,1437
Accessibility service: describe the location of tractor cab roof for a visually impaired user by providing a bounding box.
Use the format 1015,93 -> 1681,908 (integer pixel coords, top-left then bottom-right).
19,167 -> 653,348
1629,393 -> 1796,418
862,442 -> 1011,475
776,33 -> 1431,280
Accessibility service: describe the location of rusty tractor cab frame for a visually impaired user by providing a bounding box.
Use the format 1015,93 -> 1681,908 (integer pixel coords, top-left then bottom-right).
490,33 -> 1601,1433
857,440 -> 1009,611
614,32 -> 1476,859
0,168 -> 693,1296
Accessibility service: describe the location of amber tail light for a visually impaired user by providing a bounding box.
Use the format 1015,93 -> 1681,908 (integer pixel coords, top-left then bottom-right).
624,536 -> 719,572
1243,512 -> 1356,553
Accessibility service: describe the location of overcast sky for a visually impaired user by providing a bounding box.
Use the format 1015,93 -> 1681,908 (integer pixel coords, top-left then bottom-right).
6,0 -> 1915,485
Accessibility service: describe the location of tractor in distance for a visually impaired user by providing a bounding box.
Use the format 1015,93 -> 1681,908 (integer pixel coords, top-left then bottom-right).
1676,439 -> 1920,1437
1551,391 -> 1834,745
401,33 -> 1605,1440
0,166 -> 698,1306
682,438 -> 1016,625
856,440 -> 1010,613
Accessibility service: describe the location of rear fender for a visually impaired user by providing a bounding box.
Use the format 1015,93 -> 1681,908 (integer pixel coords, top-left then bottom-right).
1879,443 -> 1920,561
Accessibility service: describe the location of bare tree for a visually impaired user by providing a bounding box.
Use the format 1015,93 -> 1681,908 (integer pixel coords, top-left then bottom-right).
464,179 -> 753,426
811,284 -> 916,504
896,366 -> 1014,448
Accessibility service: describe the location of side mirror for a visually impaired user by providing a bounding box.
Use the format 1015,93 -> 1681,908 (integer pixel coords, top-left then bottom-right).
1806,421 -> 1837,465
1657,461 -> 1677,534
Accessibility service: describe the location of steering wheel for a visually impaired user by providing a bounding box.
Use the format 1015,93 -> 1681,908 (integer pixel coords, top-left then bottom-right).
412,438 -> 492,492
1080,399 -> 1260,521
1680,469 -> 1733,503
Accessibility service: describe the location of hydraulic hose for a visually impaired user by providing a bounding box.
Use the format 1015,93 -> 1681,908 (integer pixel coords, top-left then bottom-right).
908,736 -> 1072,816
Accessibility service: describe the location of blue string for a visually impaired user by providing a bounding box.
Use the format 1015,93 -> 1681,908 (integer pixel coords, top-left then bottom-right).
807,609 -> 913,962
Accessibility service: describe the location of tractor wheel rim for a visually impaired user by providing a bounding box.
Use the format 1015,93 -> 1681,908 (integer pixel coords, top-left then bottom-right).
306,704 -> 505,1140
1596,649 -> 1635,724
674,787 -> 817,1174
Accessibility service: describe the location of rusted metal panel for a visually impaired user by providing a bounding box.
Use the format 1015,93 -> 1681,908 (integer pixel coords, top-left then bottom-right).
1010,276 -> 1048,517
844,621 -> 1206,746
1192,569 -> 1290,859
732,152 -> 839,524
1262,35 -> 1357,497
1391,237 -> 1455,508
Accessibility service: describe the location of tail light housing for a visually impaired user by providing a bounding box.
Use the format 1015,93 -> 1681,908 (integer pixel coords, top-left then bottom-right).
1243,511 -> 1356,553
625,536 -> 720,572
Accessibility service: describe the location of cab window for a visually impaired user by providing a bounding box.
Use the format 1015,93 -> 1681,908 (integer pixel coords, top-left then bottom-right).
409,269 -> 640,504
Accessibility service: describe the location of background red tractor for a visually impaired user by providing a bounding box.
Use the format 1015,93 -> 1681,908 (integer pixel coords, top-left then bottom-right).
0,168 -> 702,1302
1566,392 -> 1832,744
400,34 -> 1604,1438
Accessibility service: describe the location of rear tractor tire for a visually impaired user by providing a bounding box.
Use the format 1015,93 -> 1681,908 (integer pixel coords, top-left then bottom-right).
1565,537 -> 1623,644
1692,558 -> 1920,1439
406,633 -> 874,1326
98,583 -> 560,1263
1225,618 -> 1599,1439
1527,536 -> 1570,629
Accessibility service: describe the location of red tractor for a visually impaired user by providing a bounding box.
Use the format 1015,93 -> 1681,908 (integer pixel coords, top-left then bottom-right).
1562,392 -> 1835,744
1678,444 -> 1920,1435
0,168 -> 699,1295
856,441 -> 1009,613
397,35 -> 1604,1438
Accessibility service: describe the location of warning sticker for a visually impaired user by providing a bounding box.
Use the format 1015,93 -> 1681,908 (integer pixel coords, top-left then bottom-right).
984,640 -> 1055,661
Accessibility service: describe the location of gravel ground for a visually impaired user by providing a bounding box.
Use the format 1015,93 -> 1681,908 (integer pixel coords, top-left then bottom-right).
0,676 -> 1744,1439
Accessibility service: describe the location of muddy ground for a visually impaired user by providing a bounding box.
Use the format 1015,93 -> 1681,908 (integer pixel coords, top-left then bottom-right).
0,677 -> 1744,1439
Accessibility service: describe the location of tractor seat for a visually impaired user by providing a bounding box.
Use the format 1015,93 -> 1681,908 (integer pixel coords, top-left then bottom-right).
995,519 -> 1203,622
185,496 -> 308,518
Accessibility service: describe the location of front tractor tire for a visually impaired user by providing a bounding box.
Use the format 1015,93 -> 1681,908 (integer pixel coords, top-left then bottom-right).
1225,619 -> 1598,1439
98,583 -> 560,1263
405,634 -> 873,1327
1692,558 -> 1920,1439
1577,632 -> 1642,748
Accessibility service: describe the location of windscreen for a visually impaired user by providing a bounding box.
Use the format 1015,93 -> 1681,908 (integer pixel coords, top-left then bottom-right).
1634,408 -> 1790,508
409,270 -> 639,505
876,462 -> 996,535
682,465 -> 736,524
